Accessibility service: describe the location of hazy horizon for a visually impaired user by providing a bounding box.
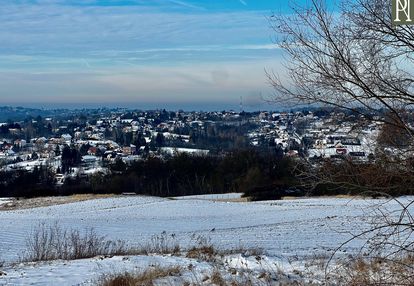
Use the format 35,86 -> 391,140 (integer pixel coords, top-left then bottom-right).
0,101 -> 281,112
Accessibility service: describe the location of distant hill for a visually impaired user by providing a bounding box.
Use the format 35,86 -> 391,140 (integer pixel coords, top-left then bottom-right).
0,106 -> 60,122
0,106 -> 116,122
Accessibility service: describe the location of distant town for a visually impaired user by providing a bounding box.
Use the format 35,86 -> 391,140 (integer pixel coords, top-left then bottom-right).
0,106 -> 383,188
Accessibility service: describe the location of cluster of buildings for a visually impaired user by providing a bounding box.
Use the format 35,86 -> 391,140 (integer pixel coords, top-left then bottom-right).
248,111 -> 382,160
0,108 -> 383,184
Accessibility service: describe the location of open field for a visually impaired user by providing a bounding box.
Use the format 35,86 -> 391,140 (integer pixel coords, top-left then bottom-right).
0,195 -> 411,285
0,194 -> 116,211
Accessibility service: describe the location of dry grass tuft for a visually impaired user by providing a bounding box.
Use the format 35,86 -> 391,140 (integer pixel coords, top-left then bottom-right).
222,246 -> 264,257
331,255 -> 414,286
186,245 -> 216,261
210,268 -> 226,286
185,234 -> 264,263
185,234 -> 217,262
141,231 -> 180,255
98,266 -> 181,286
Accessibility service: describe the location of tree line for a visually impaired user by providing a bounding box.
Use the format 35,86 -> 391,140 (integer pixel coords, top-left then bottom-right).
0,149 -> 299,199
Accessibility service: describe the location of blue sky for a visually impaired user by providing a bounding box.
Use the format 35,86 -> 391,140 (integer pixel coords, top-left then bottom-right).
0,0 -> 301,110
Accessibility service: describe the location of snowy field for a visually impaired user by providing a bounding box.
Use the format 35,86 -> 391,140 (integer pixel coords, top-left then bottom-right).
173,193 -> 243,201
0,195 -> 411,285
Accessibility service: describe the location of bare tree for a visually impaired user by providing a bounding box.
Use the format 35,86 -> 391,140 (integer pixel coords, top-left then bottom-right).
269,0 -> 414,124
269,0 -> 414,193
270,0 -> 414,283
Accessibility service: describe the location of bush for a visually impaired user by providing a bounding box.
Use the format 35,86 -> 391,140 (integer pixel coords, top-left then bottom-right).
22,223 -> 128,262
242,182 -> 304,201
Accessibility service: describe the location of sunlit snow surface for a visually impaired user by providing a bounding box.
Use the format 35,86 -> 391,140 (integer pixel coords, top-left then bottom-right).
0,195 -> 412,285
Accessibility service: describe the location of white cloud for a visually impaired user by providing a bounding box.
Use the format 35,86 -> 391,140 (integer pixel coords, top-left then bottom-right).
0,3 -> 272,58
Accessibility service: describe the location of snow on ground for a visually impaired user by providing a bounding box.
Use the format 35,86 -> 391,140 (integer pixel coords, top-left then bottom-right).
1,255 -> 212,286
0,196 -> 370,263
1,253 -> 311,286
160,147 -> 209,155
2,159 -> 47,172
0,198 -> 11,207
0,195 -> 412,285
173,193 -> 243,201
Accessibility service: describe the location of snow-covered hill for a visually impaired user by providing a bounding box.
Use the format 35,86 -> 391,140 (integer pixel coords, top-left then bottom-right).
0,195 -> 411,285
